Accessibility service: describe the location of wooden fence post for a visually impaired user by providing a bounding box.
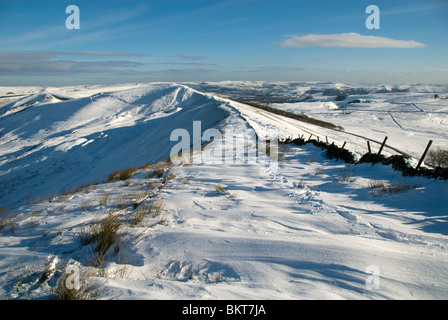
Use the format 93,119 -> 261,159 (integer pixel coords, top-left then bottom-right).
415,140 -> 433,171
373,136 -> 388,165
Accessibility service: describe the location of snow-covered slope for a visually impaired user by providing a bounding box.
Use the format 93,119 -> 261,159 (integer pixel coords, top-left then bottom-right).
0,82 -> 447,300
0,83 -> 230,209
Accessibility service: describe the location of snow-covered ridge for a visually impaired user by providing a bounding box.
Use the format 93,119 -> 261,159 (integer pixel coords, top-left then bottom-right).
1,81 -> 447,209
0,83 -> 230,209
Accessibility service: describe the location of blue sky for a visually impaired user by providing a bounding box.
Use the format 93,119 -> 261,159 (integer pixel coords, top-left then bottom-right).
0,0 -> 447,85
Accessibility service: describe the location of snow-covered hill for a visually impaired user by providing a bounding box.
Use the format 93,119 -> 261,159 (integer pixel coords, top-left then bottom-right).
0,83 -> 230,209
0,82 -> 447,300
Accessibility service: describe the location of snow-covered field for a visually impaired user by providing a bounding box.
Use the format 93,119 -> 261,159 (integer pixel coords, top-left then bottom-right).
0,82 -> 447,300
190,81 -> 448,160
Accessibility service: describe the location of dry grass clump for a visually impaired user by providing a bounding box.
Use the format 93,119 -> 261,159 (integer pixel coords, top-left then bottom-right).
147,169 -> 164,179
99,192 -> 110,206
147,161 -> 170,179
0,208 -> 9,230
58,184 -> 96,197
296,179 -> 305,188
116,193 -> 135,210
131,200 -> 164,226
368,180 -> 419,196
215,184 -> 227,195
93,214 -> 122,260
161,172 -> 176,184
140,163 -> 152,170
78,213 -> 123,266
80,201 -> 93,212
132,207 -> 147,227
341,167 -> 353,182
214,184 -> 236,198
50,266 -> 103,300
11,258 -> 104,300
0,208 -> 17,233
106,167 -> 140,182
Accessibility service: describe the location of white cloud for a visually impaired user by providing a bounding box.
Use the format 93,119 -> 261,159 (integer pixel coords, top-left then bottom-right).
276,33 -> 426,49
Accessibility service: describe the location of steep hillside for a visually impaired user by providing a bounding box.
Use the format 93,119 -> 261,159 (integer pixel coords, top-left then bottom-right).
0,84 -> 230,209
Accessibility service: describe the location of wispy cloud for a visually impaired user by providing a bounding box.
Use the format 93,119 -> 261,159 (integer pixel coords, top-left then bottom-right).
154,67 -> 216,75
305,57 -> 331,62
178,55 -> 206,60
237,66 -> 306,73
0,51 -> 222,80
212,17 -> 251,27
63,52 -> 145,57
276,33 -> 426,49
161,62 -> 216,67
0,4 -> 152,51
382,2 -> 448,17
0,52 -> 143,75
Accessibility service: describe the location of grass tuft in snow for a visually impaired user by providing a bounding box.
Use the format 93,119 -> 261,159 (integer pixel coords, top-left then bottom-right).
0,210 -> 17,234
107,167 -> 140,182
147,169 -> 164,179
92,213 -> 122,262
78,213 -> 123,266
313,168 -> 324,176
131,200 -> 165,227
368,180 -> 420,197
99,192 -> 110,206
341,167 -> 353,183
140,163 -> 152,171
116,193 -> 136,210
214,184 -> 236,199
215,184 -> 227,195
161,172 -> 176,185
81,201 -> 93,212
296,179 -> 306,188
50,266 -> 103,300
147,161 -> 171,179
